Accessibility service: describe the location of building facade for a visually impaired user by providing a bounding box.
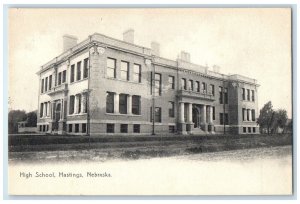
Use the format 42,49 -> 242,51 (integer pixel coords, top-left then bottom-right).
37,30 -> 259,135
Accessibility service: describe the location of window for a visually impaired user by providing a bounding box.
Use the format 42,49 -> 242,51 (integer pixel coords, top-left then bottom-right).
251,90 -> 255,101
196,81 -> 200,92
242,108 -> 245,121
181,78 -> 187,90
224,88 -> 228,104
168,76 -> 175,89
169,101 -> 175,117
44,102 -> 48,116
155,107 -> 162,123
133,124 -> 140,133
107,58 -> 116,78
210,84 -> 215,96
220,113 -> 228,125
247,89 -> 250,101
83,58 -> 89,78
247,109 -> 250,121
107,124 -> 114,133
69,95 -> 75,114
49,75 -> 52,90
252,109 -> 255,121
106,92 -> 114,113
41,78 -> 44,93
219,86 -> 223,104
43,125 -> 46,132
75,124 -> 79,133
121,61 -> 129,81
243,127 -> 247,133
253,127 -> 256,133
150,107 -> 162,122
220,113 -> 224,125
82,92 -> 88,113
248,127 -> 251,133
224,113 -> 229,125
154,73 -> 161,96
133,64 -> 141,83
242,88 -> 245,100
77,94 -> 82,114
58,72 -> 62,85
68,124 -> 72,132
169,126 -> 175,133
77,61 -> 82,81
201,82 -> 206,93
119,94 -> 127,114
189,80 -> 193,91
45,77 -> 48,92
62,70 -> 66,83
70,64 -> 75,83
132,95 -> 141,115
39,125 -> 42,132
120,124 -> 128,133
40,103 -> 43,118
82,123 -> 87,133
212,106 -> 215,120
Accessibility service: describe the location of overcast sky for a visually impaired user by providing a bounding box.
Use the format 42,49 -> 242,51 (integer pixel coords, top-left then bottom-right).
9,8 -> 292,117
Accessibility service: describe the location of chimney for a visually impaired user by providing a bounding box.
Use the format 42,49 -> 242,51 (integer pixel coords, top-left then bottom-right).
213,65 -> 220,73
63,34 -> 78,52
123,29 -> 134,44
179,51 -> 191,62
151,41 -> 160,56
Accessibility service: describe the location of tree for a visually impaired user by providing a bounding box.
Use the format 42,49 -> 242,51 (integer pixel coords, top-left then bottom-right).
26,111 -> 37,127
273,109 -> 288,133
257,101 -> 274,134
8,110 -> 27,133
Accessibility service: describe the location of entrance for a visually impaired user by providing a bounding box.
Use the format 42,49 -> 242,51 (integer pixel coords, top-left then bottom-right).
192,106 -> 200,128
53,103 -> 61,131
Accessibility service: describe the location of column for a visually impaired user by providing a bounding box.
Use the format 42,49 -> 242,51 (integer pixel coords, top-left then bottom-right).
202,105 -> 206,123
114,92 -> 119,113
179,102 -> 185,123
188,103 -> 193,123
209,106 -> 213,124
127,94 -> 132,114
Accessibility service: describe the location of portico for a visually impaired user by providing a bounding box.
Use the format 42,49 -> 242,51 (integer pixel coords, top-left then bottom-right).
178,101 -> 214,135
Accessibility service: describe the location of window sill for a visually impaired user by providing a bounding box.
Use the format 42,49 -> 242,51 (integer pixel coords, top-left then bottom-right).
105,113 -> 142,116
105,76 -> 143,85
68,113 -> 87,117
69,77 -> 88,85
40,116 -> 51,119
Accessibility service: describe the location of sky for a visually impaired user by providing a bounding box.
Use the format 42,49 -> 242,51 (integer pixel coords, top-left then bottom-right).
8,8 -> 292,117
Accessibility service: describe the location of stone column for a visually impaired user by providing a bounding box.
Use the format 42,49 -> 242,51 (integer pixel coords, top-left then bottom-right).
201,104 -> 207,132
202,105 -> 206,123
179,102 -> 185,123
209,106 -> 213,124
127,94 -> 132,114
114,92 -> 119,114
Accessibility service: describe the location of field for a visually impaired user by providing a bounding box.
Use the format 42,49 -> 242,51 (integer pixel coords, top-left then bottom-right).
8,133 -> 292,162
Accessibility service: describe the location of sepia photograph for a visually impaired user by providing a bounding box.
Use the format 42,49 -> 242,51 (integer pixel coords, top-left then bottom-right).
7,7 -> 293,196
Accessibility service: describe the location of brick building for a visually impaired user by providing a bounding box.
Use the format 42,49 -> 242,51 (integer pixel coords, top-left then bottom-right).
37,29 -> 259,135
